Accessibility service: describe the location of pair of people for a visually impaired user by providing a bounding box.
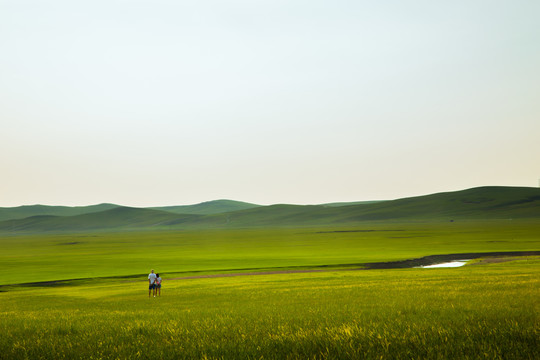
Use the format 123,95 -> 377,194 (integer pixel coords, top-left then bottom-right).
148,269 -> 162,297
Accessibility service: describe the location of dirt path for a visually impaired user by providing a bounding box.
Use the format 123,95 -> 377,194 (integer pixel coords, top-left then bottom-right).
167,268 -> 335,280
3,251 -> 538,289
167,250 -> 540,281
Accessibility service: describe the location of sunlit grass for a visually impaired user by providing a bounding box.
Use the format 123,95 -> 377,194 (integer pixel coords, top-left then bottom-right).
2,220 -> 539,284
1,258 -> 538,359
1,220 -> 538,358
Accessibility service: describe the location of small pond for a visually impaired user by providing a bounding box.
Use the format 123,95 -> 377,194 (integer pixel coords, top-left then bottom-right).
416,260 -> 470,268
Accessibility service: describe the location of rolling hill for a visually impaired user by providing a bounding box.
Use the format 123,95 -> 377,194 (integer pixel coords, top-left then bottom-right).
151,199 -> 261,215
0,207 -> 200,233
0,186 -> 538,233
344,186 -> 540,221
0,203 -> 119,222
320,200 -> 385,207
0,200 -> 259,222
180,186 -> 540,227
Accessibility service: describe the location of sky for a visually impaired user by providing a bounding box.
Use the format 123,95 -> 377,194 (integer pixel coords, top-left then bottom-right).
1,0 -> 539,207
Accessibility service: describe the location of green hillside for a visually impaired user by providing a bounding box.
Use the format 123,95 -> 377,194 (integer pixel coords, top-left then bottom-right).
321,200 -> 385,207
151,199 -> 261,215
0,203 -> 119,222
344,186 -> 540,221
0,207 -> 200,233
0,199 -> 259,223
192,186 -> 540,227
0,186 -> 538,233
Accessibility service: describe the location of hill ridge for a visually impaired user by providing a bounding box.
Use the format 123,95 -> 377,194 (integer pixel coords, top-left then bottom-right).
0,203 -> 120,222
0,199 -> 261,222
151,199 -> 261,215
0,186 -> 538,233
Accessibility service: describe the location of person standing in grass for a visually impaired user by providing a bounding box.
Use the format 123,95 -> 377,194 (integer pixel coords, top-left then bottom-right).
148,269 -> 157,297
155,273 -> 162,297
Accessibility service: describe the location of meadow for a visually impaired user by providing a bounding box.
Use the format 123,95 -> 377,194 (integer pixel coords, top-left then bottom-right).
1,220 -> 539,285
0,257 -> 538,359
1,219 -> 539,359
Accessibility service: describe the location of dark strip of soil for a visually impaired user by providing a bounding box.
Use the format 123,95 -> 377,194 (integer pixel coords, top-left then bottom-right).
168,251 -> 539,280
362,251 -> 540,269
2,251 -> 538,289
316,230 -> 404,234
171,269 -> 331,280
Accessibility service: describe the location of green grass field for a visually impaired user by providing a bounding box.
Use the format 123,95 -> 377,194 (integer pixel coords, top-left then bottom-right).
1,220 -> 539,285
1,258 -> 538,359
1,216 -> 539,359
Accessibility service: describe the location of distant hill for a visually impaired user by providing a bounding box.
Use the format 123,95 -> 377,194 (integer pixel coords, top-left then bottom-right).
0,200 -> 259,222
0,203 -> 119,222
321,200 -> 385,207
0,187 -> 538,233
207,186 -> 540,226
0,207 -> 200,232
344,186 -> 540,221
151,199 -> 261,215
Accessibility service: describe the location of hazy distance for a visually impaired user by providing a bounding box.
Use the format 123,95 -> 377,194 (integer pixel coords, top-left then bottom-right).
1,1 -> 539,207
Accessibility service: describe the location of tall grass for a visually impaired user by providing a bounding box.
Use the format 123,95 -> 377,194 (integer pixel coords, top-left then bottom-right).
1,258 -> 538,359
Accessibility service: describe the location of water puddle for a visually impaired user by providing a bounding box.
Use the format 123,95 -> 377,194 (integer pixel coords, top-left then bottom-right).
416,260 -> 470,268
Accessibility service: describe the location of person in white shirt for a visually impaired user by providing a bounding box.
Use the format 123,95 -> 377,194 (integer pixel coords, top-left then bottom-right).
155,274 -> 162,297
148,269 -> 157,298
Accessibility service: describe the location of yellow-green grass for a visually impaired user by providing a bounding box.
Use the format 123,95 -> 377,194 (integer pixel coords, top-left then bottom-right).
1,220 -> 539,285
1,258 -> 538,359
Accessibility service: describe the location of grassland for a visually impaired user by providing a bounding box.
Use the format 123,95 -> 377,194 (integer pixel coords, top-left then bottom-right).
150,199 -> 262,215
0,203 -> 119,222
1,186 -> 539,232
0,200 -> 259,222
1,257 -> 538,359
1,220 -> 539,285
1,187 -> 539,359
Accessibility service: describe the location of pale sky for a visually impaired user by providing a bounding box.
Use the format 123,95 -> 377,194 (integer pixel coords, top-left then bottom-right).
1,0 -> 539,207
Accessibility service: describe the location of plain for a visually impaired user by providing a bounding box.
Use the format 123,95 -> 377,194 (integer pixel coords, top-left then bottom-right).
0,257 -> 538,359
1,188 -> 539,359
1,220 -> 540,285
